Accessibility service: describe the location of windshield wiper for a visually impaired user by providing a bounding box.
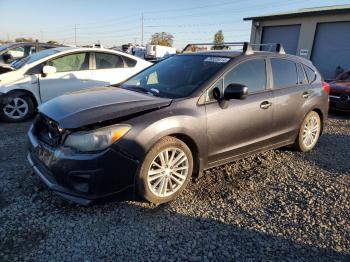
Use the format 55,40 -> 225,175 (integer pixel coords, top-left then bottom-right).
123,85 -> 157,96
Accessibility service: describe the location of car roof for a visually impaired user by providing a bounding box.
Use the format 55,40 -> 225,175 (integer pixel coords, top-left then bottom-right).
179,50 -> 313,65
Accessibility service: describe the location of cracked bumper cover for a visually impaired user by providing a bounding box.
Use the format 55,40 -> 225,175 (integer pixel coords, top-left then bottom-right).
26,126 -> 139,205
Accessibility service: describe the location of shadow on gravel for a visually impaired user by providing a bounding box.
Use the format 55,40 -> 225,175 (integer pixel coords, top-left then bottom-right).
2,197 -> 349,261
303,133 -> 350,174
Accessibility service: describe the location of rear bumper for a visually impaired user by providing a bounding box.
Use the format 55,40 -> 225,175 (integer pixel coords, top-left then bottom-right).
329,95 -> 350,113
26,126 -> 139,205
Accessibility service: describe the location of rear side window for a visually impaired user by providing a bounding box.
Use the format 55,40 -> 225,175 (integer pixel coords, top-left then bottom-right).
271,59 -> 298,88
123,56 -> 137,67
95,52 -> 124,69
296,63 -> 307,85
304,65 -> 317,83
224,59 -> 266,93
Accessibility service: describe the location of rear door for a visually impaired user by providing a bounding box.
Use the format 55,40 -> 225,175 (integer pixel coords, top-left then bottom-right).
91,52 -> 136,85
205,58 -> 274,165
39,52 -> 93,102
269,58 -> 311,143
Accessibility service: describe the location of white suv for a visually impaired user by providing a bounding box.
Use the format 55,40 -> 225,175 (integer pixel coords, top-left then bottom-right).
0,47 -> 152,122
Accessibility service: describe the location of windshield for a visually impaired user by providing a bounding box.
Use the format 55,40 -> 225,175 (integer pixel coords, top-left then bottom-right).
11,49 -> 60,69
0,43 -> 12,53
122,55 -> 230,98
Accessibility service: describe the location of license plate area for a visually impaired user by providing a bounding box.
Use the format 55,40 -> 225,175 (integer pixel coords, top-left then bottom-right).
336,101 -> 349,109
36,146 -> 52,167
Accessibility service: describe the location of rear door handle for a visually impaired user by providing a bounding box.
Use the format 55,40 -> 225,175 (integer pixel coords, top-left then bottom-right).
302,91 -> 313,98
260,101 -> 272,109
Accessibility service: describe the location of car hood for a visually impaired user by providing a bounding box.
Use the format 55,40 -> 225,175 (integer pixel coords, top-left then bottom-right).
330,82 -> 350,93
0,68 -> 22,84
39,86 -> 172,129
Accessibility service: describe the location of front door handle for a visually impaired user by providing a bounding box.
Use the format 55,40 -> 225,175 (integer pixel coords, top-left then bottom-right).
260,101 -> 272,109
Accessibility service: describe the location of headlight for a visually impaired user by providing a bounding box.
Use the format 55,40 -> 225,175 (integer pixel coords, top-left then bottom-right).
64,124 -> 131,152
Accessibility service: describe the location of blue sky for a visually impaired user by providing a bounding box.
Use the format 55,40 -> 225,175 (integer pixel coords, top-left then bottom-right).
0,0 -> 348,49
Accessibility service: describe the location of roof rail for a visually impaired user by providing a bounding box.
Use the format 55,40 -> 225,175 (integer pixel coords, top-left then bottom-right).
181,42 -> 254,55
250,43 -> 286,54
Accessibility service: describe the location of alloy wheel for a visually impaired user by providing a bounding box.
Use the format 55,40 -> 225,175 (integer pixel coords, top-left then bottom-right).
3,97 -> 29,120
147,148 -> 189,197
302,115 -> 320,148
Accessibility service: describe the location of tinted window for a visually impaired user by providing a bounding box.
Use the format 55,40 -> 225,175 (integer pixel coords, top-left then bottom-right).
48,53 -> 89,72
5,46 -> 25,63
296,63 -> 307,84
95,53 -> 124,69
224,59 -> 266,93
205,79 -> 223,102
271,59 -> 298,88
122,55 -> 230,99
11,49 -> 60,69
304,65 -> 316,83
123,56 -> 137,67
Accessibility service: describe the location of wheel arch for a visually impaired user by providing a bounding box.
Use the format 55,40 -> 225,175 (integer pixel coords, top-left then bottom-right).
168,133 -> 201,177
5,89 -> 39,109
311,107 -> 325,134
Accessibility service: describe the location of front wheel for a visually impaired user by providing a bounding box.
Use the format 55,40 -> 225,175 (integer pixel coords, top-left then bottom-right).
136,136 -> 193,204
293,111 -> 322,152
1,95 -> 35,122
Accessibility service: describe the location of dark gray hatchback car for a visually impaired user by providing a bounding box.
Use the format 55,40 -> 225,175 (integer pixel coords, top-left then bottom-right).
26,43 -> 329,204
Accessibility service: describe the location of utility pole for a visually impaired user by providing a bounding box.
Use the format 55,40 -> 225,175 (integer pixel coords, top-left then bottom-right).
141,13 -> 144,46
40,29 -> 43,42
74,24 -> 77,46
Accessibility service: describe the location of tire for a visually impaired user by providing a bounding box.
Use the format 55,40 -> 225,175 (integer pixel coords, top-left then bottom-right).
136,136 -> 193,204
293,111 -> 322,152
0,95 -> 35,123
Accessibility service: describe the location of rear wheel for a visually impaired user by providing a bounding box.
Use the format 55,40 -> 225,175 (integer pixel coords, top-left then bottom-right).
294,111 -> 321,152
136,136 -> 193,204
1,95 -> 35,122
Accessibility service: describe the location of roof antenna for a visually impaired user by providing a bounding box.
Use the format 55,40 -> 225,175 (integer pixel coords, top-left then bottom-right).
276,43 -> 286,54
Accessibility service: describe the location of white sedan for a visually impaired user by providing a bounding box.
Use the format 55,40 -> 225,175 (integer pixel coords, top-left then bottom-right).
0,47 -> 152,122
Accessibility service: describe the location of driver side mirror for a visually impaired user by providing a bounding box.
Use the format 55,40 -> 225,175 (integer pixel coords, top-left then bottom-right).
42,65 -> 56,75
224,83 -> 248,100
2,53 -> 13,63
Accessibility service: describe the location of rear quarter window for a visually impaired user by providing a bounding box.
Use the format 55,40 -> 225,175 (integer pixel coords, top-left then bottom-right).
303,65 -> 317,83
123,56 -> 137,67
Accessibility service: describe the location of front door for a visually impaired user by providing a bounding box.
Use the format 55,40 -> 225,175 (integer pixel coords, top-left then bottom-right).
205,58 -> 274,165
39,52 -> 93,102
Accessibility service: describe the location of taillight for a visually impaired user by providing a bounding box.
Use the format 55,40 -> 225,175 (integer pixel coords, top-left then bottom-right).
322,81 -> 331,95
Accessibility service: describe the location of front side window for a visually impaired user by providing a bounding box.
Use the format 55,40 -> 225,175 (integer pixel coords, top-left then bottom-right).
122,55 -> 230,99
205,79 -> 223,103
48,52 -> 89,72
95,53 -> 124,69
271,59 -> 298,89
224,59 -> 266,93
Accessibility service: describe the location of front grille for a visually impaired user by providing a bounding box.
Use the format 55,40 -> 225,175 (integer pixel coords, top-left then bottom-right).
33,113 -> 62,147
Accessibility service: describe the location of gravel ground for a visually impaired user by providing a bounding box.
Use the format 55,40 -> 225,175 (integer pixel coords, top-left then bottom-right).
0,114 -> 349,261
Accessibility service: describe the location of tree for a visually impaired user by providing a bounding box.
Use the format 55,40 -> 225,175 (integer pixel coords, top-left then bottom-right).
15,37 -> 35,42
46,40 -> 59,45
212,30 -> 224,50
150,32 -> 174,47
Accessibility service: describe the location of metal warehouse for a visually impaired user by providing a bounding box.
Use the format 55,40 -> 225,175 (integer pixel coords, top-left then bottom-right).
244,4 -> 350,80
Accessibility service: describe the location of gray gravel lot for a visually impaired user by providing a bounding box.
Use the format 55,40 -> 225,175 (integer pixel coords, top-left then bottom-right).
0,114 -> 349,261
